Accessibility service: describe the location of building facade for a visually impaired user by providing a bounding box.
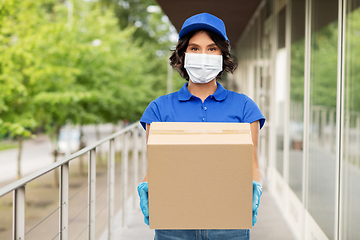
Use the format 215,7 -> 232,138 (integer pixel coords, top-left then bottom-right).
157,0 -> 360,239
234,1 -> 360,240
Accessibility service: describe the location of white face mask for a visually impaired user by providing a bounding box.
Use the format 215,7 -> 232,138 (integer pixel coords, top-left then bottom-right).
184,53 -> 223,84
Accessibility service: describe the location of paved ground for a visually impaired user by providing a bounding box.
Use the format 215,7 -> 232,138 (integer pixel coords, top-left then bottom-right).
108,182 -> 296,240
251,183 -> 296,240
0,124 -> 122,184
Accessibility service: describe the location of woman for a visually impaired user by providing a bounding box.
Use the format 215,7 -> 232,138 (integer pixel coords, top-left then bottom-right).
137,12 -> 265,240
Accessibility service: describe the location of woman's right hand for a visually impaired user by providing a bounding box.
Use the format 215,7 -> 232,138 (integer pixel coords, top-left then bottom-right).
252,180 -> 263,226
137,182 -> 149,225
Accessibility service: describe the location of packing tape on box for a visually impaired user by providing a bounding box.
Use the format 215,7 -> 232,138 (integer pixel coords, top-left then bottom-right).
150,129 -> 250,135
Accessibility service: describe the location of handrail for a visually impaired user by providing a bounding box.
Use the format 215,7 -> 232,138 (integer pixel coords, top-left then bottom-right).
0,122 -> 141,197
0,121 -> 146,240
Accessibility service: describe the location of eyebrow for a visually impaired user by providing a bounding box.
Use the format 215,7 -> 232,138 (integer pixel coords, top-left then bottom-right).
188,43 -> 199,47
188,43 -> 217,47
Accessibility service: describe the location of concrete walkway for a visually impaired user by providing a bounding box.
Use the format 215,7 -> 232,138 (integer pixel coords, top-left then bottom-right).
109,183 -> 296,240
251,184 -> 296,240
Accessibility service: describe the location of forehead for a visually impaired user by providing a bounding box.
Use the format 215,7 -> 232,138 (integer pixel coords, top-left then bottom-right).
188,31 -> 215,44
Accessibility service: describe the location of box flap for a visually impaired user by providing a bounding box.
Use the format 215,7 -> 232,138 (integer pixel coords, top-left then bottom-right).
148,122 -> 252,145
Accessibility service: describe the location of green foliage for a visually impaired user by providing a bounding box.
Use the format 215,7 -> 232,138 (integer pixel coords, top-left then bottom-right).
290,11 -> 360,116
290,39 -> 305,104
0,0 -> 176,140
0,0 -> 47,138
345,8 -> 360,113
290,21 -> 338,110
0,142 -> 18,151
310,21 -> 338,109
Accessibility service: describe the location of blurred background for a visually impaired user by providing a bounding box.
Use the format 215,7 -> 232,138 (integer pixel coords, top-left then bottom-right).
1,0 -> 360,240
0,0 -> 185,180
0,1 -> 185,239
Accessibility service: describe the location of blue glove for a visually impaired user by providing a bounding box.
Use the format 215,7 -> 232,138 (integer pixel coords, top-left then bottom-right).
252,180 -> 263,226
137,182 -> 149,226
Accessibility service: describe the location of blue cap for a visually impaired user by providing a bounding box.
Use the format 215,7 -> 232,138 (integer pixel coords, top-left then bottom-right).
178,13 -> 229,42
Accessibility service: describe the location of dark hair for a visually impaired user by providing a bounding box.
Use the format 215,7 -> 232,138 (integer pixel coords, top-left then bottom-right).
169,30 -> 238,81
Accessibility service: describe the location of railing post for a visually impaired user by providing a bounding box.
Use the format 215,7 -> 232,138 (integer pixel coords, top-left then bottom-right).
107,139 -> 115,240
88,149 -> 96,240
59,163 -> 69,240
121,132 -> 129,228
13,186 -> 25,240
133,127 -> 139,210
142,128 -> 147,179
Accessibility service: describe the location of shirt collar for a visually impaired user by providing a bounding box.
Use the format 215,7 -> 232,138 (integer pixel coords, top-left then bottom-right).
212,82 -> 227,101
178,83 -> 192,101
178,82 -> 228,102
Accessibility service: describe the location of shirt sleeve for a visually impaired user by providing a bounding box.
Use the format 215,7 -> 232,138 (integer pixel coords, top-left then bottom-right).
140,100 -> 162,130
242,96 -> 266,129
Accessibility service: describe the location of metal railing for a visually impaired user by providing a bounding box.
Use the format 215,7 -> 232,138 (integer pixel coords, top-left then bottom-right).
0,121 -> 147,240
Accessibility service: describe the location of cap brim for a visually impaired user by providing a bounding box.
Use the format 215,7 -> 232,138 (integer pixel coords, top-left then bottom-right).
179,23 -> 229,42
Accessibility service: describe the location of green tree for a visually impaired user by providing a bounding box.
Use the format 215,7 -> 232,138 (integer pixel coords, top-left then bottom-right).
0,0 -> 50,178
345,8 -> 360,114
0,0 -> 181,182
97,0 -> 184,93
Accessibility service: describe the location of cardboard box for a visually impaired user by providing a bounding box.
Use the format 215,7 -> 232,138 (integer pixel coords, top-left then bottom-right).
147,122 -> 253,229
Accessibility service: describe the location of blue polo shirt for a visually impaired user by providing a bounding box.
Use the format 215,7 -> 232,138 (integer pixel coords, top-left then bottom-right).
140,82 -> 265,130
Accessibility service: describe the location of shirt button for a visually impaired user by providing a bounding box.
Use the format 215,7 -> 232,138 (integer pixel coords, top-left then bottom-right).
204,107 -> 207,111
202,118 -> 205,121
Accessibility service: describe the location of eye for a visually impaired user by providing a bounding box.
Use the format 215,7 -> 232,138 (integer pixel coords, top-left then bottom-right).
191,47 -> 199,51
209,47 -> 217,51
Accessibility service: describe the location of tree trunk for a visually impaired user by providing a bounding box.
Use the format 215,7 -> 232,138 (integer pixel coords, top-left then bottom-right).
79,125 -> 85,176
112,123 -> 117,134
17,135 -> 23,179
95,124 -> 102,163
53,126 -> 61,188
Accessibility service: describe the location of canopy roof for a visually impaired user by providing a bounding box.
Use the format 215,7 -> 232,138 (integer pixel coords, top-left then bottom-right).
156,0 -> 263,44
